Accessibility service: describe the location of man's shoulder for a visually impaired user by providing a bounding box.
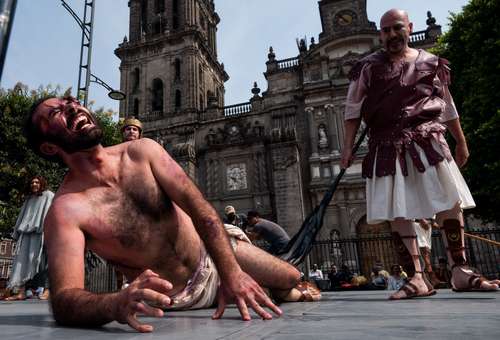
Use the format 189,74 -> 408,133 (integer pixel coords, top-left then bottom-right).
49,191 -> 85,218
124,138 -> 164,160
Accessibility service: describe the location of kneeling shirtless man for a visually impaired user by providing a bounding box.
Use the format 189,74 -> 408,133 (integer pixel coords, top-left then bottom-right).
26,96 -> 310,332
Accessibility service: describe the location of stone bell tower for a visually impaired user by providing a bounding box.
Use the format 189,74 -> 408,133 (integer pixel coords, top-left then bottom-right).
116,0 -> 229,125
318,0 -> 376,41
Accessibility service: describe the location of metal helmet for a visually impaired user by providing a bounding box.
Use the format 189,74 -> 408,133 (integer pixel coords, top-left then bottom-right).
122,117 -> 143,134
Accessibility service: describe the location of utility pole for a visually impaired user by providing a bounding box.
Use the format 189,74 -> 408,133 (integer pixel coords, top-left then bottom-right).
61,0 -> 124,104
0,0 -> 17,83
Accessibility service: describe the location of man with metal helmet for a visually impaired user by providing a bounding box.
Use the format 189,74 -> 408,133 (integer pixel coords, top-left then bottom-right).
121,117 -> 143,142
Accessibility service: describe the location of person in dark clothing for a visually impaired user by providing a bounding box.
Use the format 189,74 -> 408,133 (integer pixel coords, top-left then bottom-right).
223,205 -> 248,231
337,265 -> 354,286
328,264 -> 342,290
246,211 -> 291,255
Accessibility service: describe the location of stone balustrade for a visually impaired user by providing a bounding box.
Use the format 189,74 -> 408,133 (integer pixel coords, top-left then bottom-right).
277,56 -> 299,70
223,102 -> 252,117
409,30 -> 427,43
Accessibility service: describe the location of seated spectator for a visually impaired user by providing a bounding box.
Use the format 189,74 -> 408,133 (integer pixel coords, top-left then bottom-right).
337,264 -> 354,285
328,264 -> 341,290
309,264 -> 324,282
387,264 -> 407,290
369,262 -> 389,290
351,275 -> 368,289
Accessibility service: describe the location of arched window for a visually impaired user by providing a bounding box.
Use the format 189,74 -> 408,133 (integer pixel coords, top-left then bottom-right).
175,90 -> 182,109
174,59 -> 181,80
152,78 -> 164,112
132,68 -> 140,91
133,98 -> 139,116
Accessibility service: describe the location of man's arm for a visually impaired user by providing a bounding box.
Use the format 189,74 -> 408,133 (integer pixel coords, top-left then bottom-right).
443,118 -> 469,167
144,139 -> 280,320
340,118 -> 362,168
45,202 -> 172,332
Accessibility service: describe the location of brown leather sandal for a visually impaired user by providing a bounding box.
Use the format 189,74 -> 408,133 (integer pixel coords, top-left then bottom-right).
451,268 -> 499,292
390,278 -> 436,300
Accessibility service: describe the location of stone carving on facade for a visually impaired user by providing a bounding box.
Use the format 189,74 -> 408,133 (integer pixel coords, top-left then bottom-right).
252,120 -> 264,137
205,120 -> 266,147
273,154 -> 297,170
356,121 -> 368,148
338,51 -> 361,76
314,108 -> 324,119
172,142 -> 196,160
318,124 -> 329,149
226,163 -> 248,191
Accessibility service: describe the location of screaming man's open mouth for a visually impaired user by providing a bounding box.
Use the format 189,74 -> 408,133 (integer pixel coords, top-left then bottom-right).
68,114 -> 92,131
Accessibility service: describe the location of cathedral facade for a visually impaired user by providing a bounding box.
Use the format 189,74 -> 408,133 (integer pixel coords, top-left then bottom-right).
115,0 -> 442,239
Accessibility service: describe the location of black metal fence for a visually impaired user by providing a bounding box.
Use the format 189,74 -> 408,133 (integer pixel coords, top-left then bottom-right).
309,229 -> 500,280
84,228 -> 500,292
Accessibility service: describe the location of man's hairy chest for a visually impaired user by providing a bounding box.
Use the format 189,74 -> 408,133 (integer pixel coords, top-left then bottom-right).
81,176 -> 173,251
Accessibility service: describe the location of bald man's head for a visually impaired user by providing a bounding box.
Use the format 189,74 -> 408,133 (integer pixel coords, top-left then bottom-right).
380,9 -> 410,27
379,9 -> 413,56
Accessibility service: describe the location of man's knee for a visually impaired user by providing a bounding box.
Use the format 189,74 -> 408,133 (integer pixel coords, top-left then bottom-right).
283,265 -> 301,288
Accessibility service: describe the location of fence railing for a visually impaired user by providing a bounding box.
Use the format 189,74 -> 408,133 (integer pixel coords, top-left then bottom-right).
82,229 -> 500,293
308,229 -> 500,279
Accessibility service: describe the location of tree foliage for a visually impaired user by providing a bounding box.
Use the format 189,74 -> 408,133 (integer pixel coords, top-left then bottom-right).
434,0 -> 500,223
0,84 -> 121,235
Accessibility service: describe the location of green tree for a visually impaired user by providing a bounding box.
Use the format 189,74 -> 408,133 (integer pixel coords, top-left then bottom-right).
0,84 -> 121,235
434,0 -> 500,223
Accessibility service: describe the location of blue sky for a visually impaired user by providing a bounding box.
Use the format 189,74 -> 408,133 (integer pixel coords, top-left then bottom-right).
2,0 -> 469,115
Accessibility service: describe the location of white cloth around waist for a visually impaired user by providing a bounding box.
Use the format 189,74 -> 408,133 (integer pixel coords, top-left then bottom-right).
366,138 -> 475,224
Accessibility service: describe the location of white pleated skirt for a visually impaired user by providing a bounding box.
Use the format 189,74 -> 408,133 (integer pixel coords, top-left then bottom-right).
366,139 -> 475,224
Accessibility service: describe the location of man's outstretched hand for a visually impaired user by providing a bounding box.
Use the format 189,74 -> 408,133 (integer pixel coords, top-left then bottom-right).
212,270 -> 282,321
113,269 -> 173,333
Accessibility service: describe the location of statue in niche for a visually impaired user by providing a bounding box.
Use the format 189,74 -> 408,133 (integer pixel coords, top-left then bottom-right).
318,124 -> 329,149
226,164 -> 247,191
206,128 -> 217,146
252,121 -> 264,137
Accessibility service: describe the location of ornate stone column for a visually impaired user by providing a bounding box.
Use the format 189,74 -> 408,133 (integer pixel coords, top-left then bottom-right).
325,104 -> 340,151
305,106 -> 318,156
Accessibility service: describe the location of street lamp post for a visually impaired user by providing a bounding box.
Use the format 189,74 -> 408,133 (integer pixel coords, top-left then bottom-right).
61,0 -> 124,106
0,0 -> 17,84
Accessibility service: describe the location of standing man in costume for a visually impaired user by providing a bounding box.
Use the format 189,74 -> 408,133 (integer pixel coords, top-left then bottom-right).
5,175 -> 54,300
25,96 -> 319,333
121,117 -> 142,142
341,9 -> 499,299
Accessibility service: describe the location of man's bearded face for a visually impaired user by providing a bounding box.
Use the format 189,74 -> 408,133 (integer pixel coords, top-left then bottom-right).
380,12 -> 412,55
35,97 -> 103,154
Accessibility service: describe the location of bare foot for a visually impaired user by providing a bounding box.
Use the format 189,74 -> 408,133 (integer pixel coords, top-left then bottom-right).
5,292 -> 26,301
451,266 -> 499,291
390,274 -> 435,300
281,282 -> 321,302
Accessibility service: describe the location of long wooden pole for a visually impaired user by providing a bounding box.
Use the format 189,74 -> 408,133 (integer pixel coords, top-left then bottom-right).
464,232 -> 500,248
